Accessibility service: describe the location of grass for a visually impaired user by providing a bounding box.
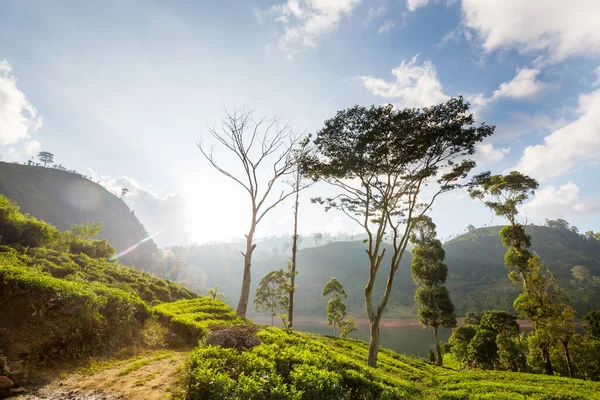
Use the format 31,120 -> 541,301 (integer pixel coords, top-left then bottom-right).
186,327 -> 600,399
117,351 -> 175,376
152,297 -> 246,344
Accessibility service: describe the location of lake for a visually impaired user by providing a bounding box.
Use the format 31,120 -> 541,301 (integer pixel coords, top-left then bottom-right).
250,316 -> 451,358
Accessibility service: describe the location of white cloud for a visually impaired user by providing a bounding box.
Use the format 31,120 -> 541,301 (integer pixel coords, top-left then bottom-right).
490,68 -> 547,101
521,182 -> 600,220
2,140 -> 41,163
465,68 -> 548,118
461,0 -> 600,61
474,142 -> 510,165
0,60 -> 43,145
514,89 -> 600,181
356,55 -> 449,108
367,6 -> 385,21
406,0 -> 432,11
271,0 -> 361,51
378,20 -> 394,34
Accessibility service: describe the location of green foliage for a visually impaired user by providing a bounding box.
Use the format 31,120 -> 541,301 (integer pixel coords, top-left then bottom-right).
468,329 -> 499,370
152,297 -> 245,345
70,221 -> 104,240
186,327 -> 600,399
208,284 -> 224,300
463,312 -> 483,325
322,278 -> 349,336
449,325 -> 478,366
414,286 -> 456,330
255,269 -> 290,326
584,310 -> 600,339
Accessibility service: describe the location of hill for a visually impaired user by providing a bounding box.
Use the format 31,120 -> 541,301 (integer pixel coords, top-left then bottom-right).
0,162 -> 156,267
171,224 -> 600,319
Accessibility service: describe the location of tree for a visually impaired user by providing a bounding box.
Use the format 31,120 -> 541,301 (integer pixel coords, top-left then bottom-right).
288,137 -> 312,330
464,312 -> 483,325
322,278 -> 348,336
545,218 -> 570,231
468,329 -> 499,369
449,324 -> 477,367
584,310 -> 600,339
340,317 -> 357,338
571,265 -> 593,284
255,270 -> 289,326
304,97 -> 494,366
198,109 -> 304,317
479,310 -> 523,371
410,216 -> 456,366
313,232 -> 323,247
208,285 -> 224,300
513,254 -> 577,376
121,188 -> 129,200
466,224 -> 476,233
70,221 -> 103,240
37,151 -> 54,167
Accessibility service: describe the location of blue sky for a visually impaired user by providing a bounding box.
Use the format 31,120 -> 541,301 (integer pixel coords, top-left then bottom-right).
1,0 -> 599,246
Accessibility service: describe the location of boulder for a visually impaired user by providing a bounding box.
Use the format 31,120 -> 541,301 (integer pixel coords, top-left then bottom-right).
204,325 -> 260,351
6,361 -> 27,386
0,376 -> 13,390
8,387 -> 26,396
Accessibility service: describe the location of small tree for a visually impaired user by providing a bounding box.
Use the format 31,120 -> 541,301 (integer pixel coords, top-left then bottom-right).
322,278 -> 348,336
37,151 -> 54,167
70,221 -> 103,240
410,216 -> 456,366
208,285 -> 224,300
121,187 -> 129,200
255,270 -> 289,326
449,325 -> 478,367
313,232 -> 323,247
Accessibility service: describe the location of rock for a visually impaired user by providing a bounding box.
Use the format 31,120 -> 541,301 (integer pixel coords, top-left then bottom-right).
0,376 -> 13,390
0,357 -> 7,375
204,325 -> 260,351
7,361 -> 28,386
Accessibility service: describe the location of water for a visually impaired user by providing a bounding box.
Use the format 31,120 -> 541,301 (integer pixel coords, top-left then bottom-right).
252,317 -> 451,358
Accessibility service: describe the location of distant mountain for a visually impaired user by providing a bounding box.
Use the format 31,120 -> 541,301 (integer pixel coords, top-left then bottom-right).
0,162 -> 156,267
171,225 -> 600,318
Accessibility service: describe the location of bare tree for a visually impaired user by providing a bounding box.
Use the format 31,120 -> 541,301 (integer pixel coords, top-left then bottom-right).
198,109 -> 301,317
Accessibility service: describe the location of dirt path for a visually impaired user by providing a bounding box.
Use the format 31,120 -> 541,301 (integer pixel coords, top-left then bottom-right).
17,351 -> 189,400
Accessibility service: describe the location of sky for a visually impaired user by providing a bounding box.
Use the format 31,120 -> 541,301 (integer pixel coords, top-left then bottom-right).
1,0 -> 600,247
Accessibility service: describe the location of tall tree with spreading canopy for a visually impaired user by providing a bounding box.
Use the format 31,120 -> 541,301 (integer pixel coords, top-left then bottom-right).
198,109 -> 303,317
410,216 -> 456,366
37,151 -> 54,167
304,97 -> 494,366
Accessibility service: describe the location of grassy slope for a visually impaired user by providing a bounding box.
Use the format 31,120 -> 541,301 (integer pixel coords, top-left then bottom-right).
187,327 -> 600,399
0,162 -> 156,266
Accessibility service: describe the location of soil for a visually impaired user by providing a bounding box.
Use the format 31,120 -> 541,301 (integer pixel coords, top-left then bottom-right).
13,351 -> 189,400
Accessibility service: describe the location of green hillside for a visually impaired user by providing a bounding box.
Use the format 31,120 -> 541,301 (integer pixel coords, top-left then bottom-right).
0,194 -> 197,361
0,162 -> 156,267
186,327 -> 600,399
172,225 -> 600,318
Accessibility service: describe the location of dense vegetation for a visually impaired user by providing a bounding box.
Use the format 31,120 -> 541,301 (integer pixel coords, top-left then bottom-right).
186,327 -> 600,399
152,297 -> 245,344
0,195 -> 195,361
0,161 -> 156,267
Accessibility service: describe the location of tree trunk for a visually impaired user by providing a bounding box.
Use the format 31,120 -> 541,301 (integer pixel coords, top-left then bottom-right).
271,313 -> 274,326
434,326 -> 443,366
541,346 -> 554,376
367,320 -> 380,367
561,339 -> 575,378
289,183 -> 300,329
236,218 -> 256,317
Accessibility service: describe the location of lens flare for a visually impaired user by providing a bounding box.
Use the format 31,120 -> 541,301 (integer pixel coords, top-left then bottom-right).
109,230 -> 164,261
